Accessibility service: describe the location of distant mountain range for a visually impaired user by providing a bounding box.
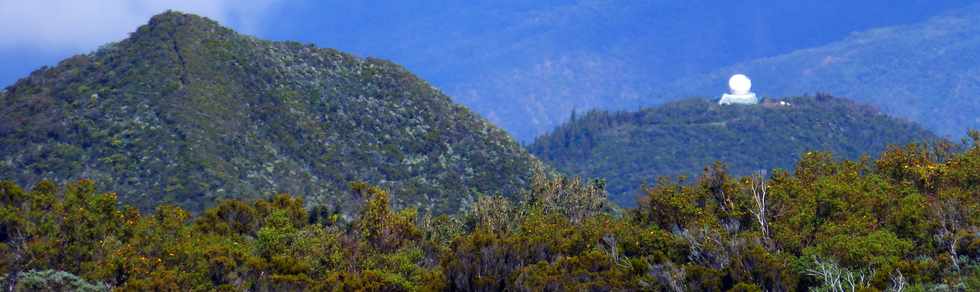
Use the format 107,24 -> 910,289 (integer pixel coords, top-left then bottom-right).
0,12 -> 542,214
529,96 -> 938,206
664,3 -> 980,138
2,2 -> 976,142
293,0 -> 968,142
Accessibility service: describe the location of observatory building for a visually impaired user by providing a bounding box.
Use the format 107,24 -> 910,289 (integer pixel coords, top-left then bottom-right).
719,74 -> 758,105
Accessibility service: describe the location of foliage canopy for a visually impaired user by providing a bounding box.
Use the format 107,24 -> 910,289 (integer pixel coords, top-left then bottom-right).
1,137 -> 977,290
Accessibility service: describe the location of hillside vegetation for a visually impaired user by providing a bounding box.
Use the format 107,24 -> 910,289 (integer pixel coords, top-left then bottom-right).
529,95 -> 938,206
1,135 -> 977,290
0,12 -> 540,214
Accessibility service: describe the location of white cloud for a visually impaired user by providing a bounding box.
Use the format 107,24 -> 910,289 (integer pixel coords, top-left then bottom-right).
0,0 -> 281,52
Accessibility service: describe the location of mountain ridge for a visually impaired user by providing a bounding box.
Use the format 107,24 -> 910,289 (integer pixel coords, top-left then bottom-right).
0,11 -> 542,214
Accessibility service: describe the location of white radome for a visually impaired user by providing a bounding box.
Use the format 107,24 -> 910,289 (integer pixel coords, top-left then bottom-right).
729,74 -> 752,95
719,73 -> 758,105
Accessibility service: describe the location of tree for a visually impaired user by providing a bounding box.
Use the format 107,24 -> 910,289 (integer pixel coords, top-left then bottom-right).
749,171 -> 773,251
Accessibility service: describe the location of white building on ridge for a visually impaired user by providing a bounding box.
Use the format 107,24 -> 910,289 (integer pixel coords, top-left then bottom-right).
719,74 -> 758,105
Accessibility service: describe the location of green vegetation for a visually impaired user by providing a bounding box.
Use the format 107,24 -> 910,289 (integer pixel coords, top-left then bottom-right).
0,11 -> 540,214
0,10 -> 977,291
1,135 -> 977,290
3,270 -> 108,292
529,95 -> 938,206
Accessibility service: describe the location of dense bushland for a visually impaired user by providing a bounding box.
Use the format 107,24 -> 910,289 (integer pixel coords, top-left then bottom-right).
1,133 -> 977,291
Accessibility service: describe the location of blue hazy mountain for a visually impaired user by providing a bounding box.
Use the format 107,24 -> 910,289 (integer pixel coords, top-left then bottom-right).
268,0 -> 976,141
664,3 -> 980,138
3,1 -> 975,141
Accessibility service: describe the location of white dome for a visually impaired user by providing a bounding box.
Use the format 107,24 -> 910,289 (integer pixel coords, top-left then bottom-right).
728,74 -> 752,95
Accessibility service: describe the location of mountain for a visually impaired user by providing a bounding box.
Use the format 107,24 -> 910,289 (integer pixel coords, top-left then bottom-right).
262,0 -> 975,142
0,12 -> 542,213
1,2 -> 975,142
664,3 -> 980,138
528,95 -> 938,206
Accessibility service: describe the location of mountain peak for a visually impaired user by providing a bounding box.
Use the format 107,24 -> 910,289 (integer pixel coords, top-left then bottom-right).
0,12 -> 541,214
146,10 -> 221,30
123,10 -> 233,47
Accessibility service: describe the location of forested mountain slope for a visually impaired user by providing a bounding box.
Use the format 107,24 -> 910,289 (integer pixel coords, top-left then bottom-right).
0,12 -> 541,213
529,95 -> 938,206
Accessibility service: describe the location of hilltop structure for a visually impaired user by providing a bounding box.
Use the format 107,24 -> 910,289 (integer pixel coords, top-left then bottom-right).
719,74 -> 759,105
